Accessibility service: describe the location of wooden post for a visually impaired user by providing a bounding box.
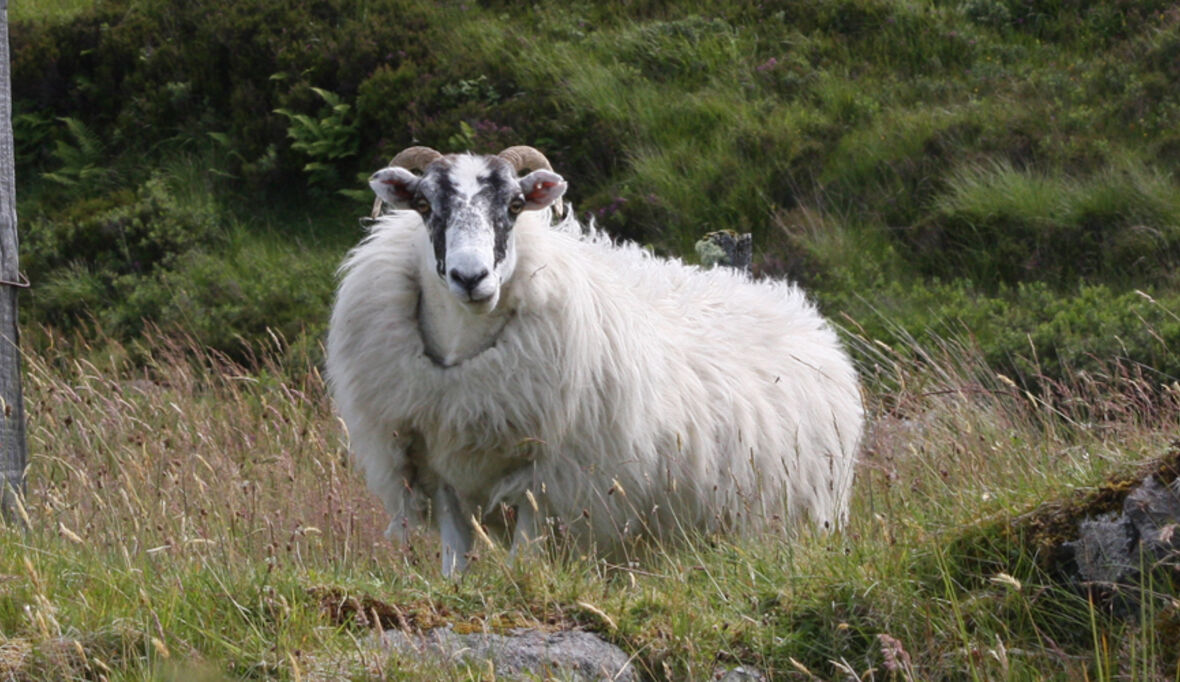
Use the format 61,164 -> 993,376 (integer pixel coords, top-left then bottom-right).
0,0 -> 28,524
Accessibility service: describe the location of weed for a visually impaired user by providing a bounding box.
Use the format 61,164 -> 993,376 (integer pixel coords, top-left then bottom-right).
274,87 -> 359,191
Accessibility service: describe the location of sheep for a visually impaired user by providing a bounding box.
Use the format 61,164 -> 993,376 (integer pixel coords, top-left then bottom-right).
326,145 -> 863,576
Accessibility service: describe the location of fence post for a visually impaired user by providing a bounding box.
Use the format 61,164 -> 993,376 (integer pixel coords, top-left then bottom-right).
0,0 -> 28,524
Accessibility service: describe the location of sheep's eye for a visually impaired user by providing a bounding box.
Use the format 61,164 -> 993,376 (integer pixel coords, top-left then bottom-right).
414,197 -> 431,215
508,197 -> 525,215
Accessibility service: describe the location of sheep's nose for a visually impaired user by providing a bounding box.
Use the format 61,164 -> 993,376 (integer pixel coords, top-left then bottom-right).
449,267 -> 489,294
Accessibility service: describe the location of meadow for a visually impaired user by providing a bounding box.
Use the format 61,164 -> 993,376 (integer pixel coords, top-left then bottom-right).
2,327 -> 1178,679
5,0 -> 1180,678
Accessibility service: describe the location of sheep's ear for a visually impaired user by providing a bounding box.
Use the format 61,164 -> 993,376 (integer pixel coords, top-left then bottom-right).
519,170 -> 567,211
370,167 -> 421,209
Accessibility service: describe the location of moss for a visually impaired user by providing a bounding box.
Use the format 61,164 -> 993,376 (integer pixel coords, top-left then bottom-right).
942,444 -> 1180,588
1008,445 -> 1180,571
310,586 -> 451,631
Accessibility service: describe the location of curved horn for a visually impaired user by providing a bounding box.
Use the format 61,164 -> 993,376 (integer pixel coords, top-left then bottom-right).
389,146 -> 443,171
498,146 -> 554,173
498,146 -> 565,220
371,146 -> 443,218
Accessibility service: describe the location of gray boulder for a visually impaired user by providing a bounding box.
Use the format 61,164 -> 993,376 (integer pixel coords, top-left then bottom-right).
380,626 -> 637,681
1064,474 -> 1180,612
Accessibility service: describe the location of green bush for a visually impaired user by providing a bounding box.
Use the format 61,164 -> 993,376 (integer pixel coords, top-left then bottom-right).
40,116 -> 116,189
24,175 -> 220,277
21,175 -> 339,361
11,0 -> 439,191
144,247 -> 335,358
274,87 -> 359,191
1006,0 -> 1171,47
23,173 -> 223,334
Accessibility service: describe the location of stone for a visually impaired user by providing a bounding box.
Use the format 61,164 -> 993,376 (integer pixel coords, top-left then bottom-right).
1125,475 -> 1180,554
716,664 -> 767,681
1064,474 -> 1180,613
695,230 -> 753,273
380,626 -> 637,681
1071,513 -> 1136,584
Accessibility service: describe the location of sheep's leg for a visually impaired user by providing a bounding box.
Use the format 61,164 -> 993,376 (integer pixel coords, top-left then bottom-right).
350,429 -> 423,545
434,484 -> 472,578
509,500 -> 539,562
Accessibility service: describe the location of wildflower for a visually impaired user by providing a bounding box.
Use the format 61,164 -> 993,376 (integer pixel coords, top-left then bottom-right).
878,633 -> 913,673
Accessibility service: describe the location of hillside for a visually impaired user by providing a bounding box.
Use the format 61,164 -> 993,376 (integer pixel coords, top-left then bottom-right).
9,0 -> 1180,380
4,0 -> 1180,679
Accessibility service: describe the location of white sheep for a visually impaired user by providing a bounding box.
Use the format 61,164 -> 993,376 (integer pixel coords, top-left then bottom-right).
326,146 -> 863,576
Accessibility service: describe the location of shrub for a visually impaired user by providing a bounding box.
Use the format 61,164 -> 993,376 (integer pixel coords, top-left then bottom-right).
39,116 -> 116,189
22,178 -> 338,361
274,87 -> 359,191
10,0 -> 439,192
25,175 -> 219,277
11,111 -> 57,172
22,174 -> 223,335
150,247 -> 334,358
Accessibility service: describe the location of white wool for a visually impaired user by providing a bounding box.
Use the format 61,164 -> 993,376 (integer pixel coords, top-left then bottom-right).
326,209 -> 863,555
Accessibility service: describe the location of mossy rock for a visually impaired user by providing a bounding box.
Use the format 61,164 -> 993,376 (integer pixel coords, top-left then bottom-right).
1002,446 -> 1179,573
943,446 -> 1180,579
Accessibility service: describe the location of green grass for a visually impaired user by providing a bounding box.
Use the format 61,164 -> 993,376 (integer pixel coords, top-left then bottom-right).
8,0 -> 96,23
12,0 -> 1180,384
918,157 -> 1180,288
6,3 -> 1180,676
1,325 -> 1177,679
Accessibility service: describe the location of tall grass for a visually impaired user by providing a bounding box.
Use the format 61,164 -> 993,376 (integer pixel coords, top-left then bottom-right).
1,320 -> 1177,679
923,157 -> 1180,287
1,329 -> 400,679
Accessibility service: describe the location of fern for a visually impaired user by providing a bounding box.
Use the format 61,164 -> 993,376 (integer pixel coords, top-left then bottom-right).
274,87 -> 358,189
41,117 -> 115,188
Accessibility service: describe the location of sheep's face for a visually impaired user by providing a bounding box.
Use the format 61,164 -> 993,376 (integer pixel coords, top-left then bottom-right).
370,154 -> 566,313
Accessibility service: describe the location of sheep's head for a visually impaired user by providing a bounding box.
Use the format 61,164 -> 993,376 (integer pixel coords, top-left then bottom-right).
370,146 -> 567,313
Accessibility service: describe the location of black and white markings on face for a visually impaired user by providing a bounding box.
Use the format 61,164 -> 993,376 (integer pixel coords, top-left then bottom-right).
420,156 -> 524,281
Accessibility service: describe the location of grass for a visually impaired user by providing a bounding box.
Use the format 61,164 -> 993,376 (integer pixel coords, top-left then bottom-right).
12,0 -> 1180,383
920,157 -> 1180,288
2,329 -> 397,679
6,1 -> 1180,676
0,322 -> 1177,680
8,0 -> 95,23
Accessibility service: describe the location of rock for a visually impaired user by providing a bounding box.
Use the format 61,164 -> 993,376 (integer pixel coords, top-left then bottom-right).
716,664 -> 767,681
1071,513 -> 1137,585
379,626 -> 637,681
695,230 -> 753,273
1125,475 -> 1180,554
1064,474 -> 1180,612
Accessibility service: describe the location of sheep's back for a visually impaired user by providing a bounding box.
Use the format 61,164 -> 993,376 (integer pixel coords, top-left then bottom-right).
516,226 -> 862,539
